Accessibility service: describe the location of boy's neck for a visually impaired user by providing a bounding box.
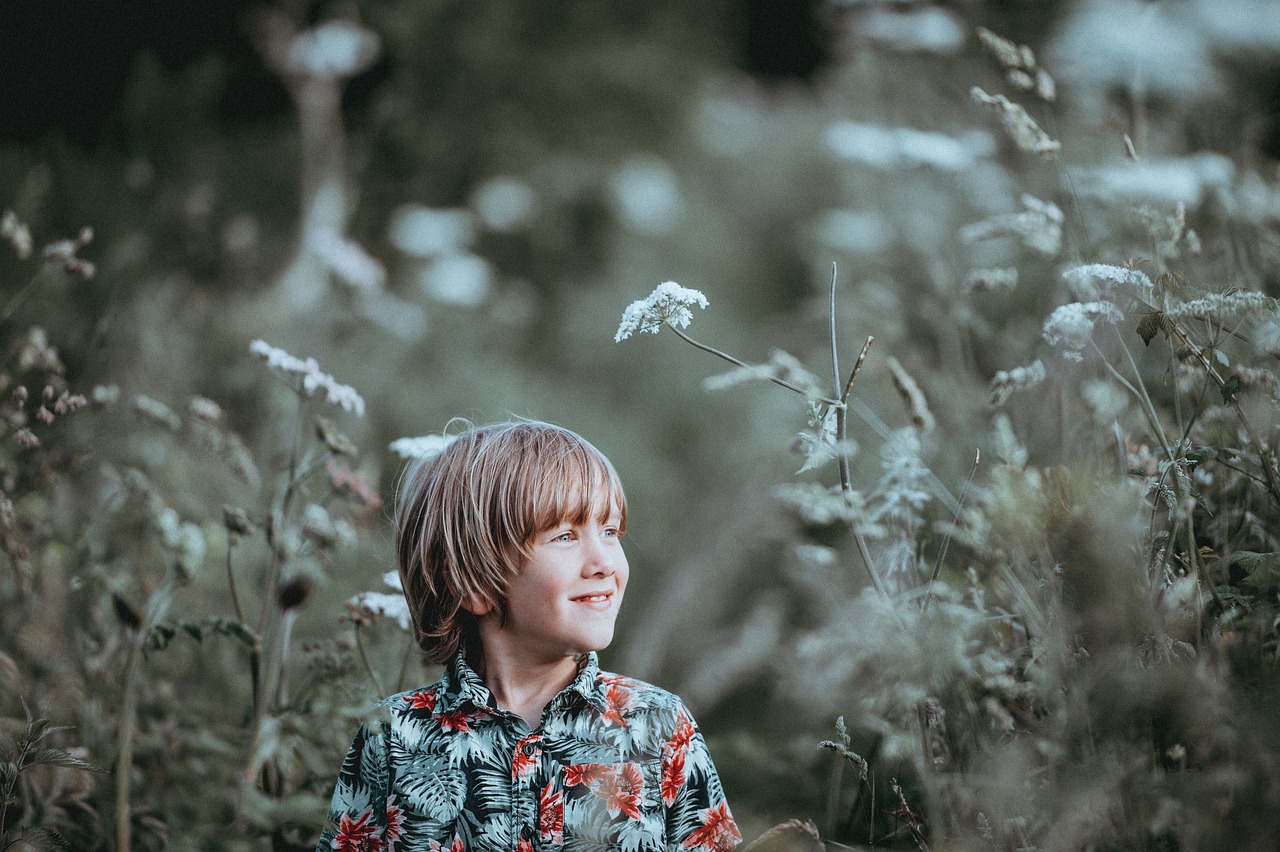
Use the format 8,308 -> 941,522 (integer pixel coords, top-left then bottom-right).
473,646 -> 583,729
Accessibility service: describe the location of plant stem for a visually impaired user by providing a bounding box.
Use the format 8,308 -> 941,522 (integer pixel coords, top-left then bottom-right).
225,534 -> 244,623
837,336 -> 876,496
829,263 -> 841,400
665,324 -> 841,406
115,630 -> 144,852
114,558 -> 181,852
396,634 -> 417,693
922,449 -> 980,613
354,623 -> 384,696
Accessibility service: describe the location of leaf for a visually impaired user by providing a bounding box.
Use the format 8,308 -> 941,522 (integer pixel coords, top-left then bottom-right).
1136,311 -> 1166,346
12,826 -> 73,852
146,623 -> 176,651
27,748 -> 102,773
202,616 -> 261,652
1230,552 -> 1280,593
316,416 -> 358,456
111,593 -> 142,631
1220,375 -> 1242,404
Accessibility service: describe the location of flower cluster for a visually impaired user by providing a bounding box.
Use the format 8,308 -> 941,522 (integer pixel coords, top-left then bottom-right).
347,571 -> 412,630
961,194 -> 1064,257
615,282 -> 709,342
1042,301 -> 1125,361
1061,263 -> 1154,302
249,339 -> 365,415
990,359 -> 1047,405
964,267 -> 1019,293
976,27 -> 1056,101
388,434 -> 457,460
970,87 -> 1060,158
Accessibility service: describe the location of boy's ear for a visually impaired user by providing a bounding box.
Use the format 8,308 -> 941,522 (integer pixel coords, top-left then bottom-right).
460,593 -> 494,617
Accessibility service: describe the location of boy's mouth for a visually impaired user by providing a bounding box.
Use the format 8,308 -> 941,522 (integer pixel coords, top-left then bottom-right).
572,591 -> 614,605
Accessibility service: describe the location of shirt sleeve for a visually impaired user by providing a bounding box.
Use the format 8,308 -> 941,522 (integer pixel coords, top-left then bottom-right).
315,722 -> 392,852
660,704 -> 742,852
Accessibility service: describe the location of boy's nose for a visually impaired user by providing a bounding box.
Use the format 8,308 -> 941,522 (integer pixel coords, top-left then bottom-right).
582,539 -> 618,576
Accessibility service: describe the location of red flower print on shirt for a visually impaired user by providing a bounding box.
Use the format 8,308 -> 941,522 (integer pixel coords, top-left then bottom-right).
517,837 -> 533,852
437,709 -> 478,734
332,810 -> 384,852
384,795 -> 405,850
402,688 -> 437,712
661,747 -> 686,806
670,710 -> 696,753
428,836 -> 465,852
682,802 -> 741,852
600,763 -> 645,821
600,684 -> 633,727
539,781 -> 564,845
564,763 -> 611,788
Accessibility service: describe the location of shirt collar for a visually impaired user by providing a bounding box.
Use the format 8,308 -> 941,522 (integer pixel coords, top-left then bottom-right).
436,651 -> 609,717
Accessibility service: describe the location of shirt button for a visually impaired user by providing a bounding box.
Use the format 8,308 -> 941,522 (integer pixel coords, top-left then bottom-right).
520,825 -> 534,840
522,742 -> 537,756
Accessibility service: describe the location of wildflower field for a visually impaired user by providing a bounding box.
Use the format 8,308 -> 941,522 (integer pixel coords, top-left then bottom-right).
3,1 -> 1280,849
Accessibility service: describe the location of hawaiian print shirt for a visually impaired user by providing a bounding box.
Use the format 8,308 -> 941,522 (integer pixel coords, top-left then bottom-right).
316,652 -> 741,852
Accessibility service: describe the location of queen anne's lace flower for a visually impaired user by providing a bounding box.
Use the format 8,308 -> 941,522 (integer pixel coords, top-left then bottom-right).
1061,263 -> 1154,302
1042,301 -> 1125,361
388,434 -> 457,460
614,282 -> 709,342
249,339 -> 366,416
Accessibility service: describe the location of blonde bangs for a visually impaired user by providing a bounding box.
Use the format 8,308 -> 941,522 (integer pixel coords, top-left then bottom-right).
511,441 -> 628,555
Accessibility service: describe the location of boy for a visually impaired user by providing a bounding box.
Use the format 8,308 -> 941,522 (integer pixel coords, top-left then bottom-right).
317,421 -> 741,852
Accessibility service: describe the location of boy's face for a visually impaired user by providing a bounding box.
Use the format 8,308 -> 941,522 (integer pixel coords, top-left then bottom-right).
490,507 -> 628,663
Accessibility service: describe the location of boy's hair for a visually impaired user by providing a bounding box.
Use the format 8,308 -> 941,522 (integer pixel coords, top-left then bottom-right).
395,420 -> 628,664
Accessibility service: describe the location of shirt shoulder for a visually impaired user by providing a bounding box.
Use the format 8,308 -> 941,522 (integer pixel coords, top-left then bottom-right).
592,668 -> 697,728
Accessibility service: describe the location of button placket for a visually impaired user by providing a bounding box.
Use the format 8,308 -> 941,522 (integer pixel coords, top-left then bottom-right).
511,733 -> 543,848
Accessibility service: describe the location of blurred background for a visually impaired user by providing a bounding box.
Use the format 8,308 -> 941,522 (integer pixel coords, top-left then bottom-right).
3,0 -> 1280,849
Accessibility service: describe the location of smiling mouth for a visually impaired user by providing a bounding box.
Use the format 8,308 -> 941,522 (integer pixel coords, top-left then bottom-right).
573,592 -> 613,604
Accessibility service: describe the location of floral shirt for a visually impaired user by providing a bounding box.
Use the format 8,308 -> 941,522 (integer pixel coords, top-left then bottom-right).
316,652 -> 741,852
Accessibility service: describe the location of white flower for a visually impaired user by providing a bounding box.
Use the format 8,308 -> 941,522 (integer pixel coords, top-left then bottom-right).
388,206 -> 475,258
308,230 -> 385,292
970,87 -> 1060,158
610,156 -> 682,236
418,252 -> 492,307
1061,263 -> 1154,302
349,591 -> 412,631
961,194 -> 1063,257
285,20 -> 380,78
964,267 -> 1019,293
989,359 -> 1047,405
249,340 -> 366,416
1042,301 -> 1125,361
1164,290 -> 1276,322
615,282 -> 709,342
825,121 -> 992,172
471,177 -> 536,233
388,434 -> 457,460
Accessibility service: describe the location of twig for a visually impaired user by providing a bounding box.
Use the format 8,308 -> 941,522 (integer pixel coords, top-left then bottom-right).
354,622 -> 385,696
923,449 -> 980,613
829,263 -> 841,400
842,337 -> 876,405
666,324 -> 840,406
225,533 -> 244,624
